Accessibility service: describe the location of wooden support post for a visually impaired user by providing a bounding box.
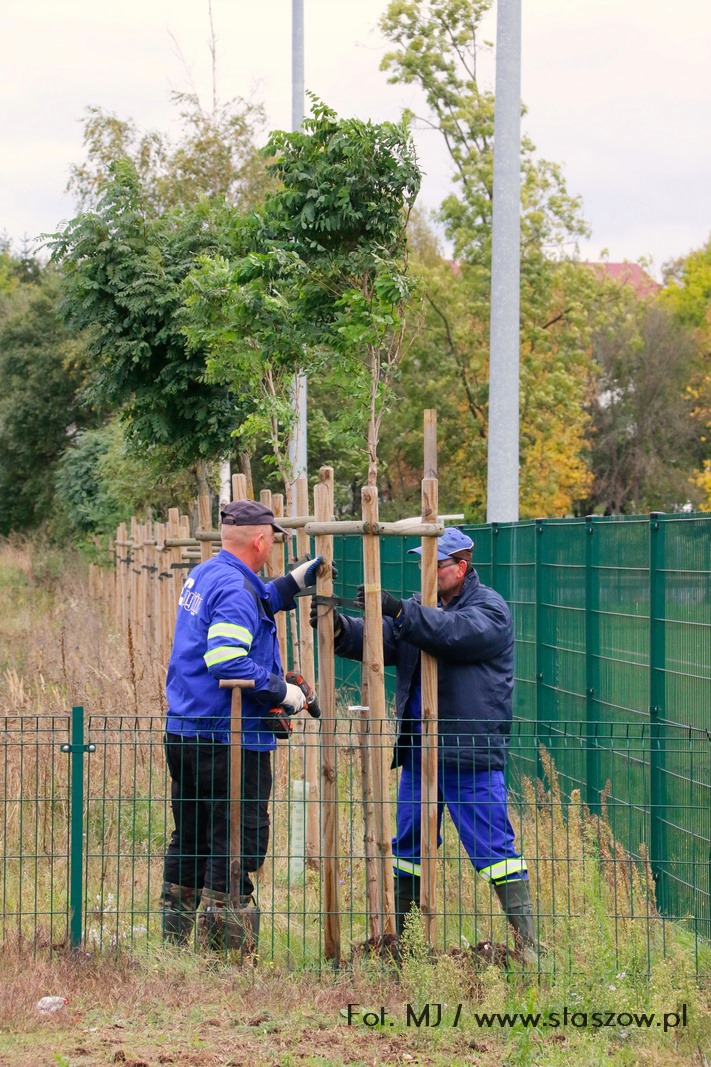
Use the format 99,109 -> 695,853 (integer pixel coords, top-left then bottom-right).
129,516 -> 139,651
420,409 -> 439,945
271,494 -> 288,672
356,701 -> 380,942
114,525 -> 124,627
154,522 -> 165,663
164,509 -> 182,662
219,679 -> 255,906
315,467 -> 340,964
232,472 -> 249,501
142,517 -> 154,660
198,495 -> 213,563
361,485 -> 397,939
296,476 -> 319,870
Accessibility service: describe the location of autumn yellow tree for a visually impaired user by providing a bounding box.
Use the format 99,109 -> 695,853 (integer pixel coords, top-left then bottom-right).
662,237 -> 711,509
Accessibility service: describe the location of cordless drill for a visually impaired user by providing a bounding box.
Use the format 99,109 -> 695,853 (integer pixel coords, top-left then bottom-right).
266,670 -> 321,739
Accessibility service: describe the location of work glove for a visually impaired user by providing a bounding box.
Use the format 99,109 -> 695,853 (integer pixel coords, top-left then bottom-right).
290,555 -> 338,591
356,584 -> 403,620
309,598 -> 343,637
282,682 -> 307,713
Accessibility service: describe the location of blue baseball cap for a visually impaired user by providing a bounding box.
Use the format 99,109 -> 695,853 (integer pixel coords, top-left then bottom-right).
408,527 -> 474,561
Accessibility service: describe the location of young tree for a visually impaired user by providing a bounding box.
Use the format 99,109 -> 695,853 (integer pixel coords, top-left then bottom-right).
182,98 -> 422,495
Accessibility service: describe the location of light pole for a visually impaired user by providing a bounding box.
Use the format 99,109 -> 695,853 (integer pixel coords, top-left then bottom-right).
486,0 -> 522,523
288,0 -> 307,511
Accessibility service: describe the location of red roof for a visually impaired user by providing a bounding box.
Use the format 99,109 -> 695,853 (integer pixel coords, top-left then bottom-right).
585,262 -> 661,299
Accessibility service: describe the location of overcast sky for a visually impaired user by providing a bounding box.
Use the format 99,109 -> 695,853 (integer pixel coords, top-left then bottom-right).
2,0 -> 710,276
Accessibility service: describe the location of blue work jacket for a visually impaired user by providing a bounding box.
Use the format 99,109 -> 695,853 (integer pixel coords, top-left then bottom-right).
166,549 -> 298,749
335,569 -> 514,770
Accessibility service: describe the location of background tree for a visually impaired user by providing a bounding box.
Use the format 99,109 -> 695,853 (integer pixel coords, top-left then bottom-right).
0,255 -> 91,534
49,75 -> 273,508
49,165 -> 246,496
662,236 -> 711,507
379,0 -> 597,518
585,297 -> 703,513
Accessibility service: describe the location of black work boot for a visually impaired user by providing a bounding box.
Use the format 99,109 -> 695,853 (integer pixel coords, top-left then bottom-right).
198,889 -> 230,951
493,878 -> 538,962
160,881 -> 200,945
395,875 -> 421,939
198,891 -> 260,956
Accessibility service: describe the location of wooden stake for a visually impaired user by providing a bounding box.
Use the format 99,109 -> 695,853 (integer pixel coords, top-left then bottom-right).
271,494 -> 288,672
153,522 -> 165,662
198,495 -> 212,563
420,408 -> 439,945
357,698 -> 380,943
361,485 -> 397,939
315,467 -> 340,964
219,679 -> 255,906
232,473 -> 249,501
295,476 -> 319,870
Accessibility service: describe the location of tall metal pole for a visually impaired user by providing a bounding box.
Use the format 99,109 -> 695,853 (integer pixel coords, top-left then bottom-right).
486,0 -> 522,523
288,0 -> 308,509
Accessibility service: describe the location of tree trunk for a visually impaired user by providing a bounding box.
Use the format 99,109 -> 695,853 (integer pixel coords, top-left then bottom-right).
239,451 -> 254,500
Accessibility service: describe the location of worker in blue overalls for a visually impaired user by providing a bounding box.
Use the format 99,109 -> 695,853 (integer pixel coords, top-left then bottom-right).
313,527 -> 536,954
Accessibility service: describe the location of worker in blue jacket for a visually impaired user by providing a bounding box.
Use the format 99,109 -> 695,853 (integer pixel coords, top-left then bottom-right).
162,498 -> 324,946
312,527 -> 536,954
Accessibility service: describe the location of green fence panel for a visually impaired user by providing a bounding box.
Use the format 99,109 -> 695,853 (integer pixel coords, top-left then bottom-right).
2,513 -> 709,965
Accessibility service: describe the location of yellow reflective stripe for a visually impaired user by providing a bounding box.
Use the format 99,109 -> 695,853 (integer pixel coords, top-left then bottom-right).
393,858 -> 421,877
479,858 -> 528,884
207,622 -> 252,646
204,646 -> 249,667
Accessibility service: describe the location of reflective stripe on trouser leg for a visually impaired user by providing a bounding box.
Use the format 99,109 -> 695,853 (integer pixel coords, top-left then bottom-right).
392,749 -> 526,880
441,765 -> 526,879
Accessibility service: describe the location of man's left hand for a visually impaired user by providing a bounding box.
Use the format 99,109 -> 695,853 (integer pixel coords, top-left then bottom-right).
356,584 -> 403,619
290,555 -> 339,591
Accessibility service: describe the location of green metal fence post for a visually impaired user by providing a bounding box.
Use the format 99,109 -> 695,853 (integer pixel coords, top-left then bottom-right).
490,522 -> 499,593
649,513 -> 668,914
535,519 -> 545,781
585,516 -> 601,812
60,706 -> 95,949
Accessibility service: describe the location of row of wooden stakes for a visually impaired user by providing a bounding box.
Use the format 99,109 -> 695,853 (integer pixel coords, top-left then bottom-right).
88,427 -> 442,961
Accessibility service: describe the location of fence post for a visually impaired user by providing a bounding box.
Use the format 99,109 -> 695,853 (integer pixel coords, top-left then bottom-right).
60,706 -> 95,950
585,516 -> 601,812
649,512 -> 668,913
490,522 -> 499,592
314,467 -> 340,965
534,519 -> 546,781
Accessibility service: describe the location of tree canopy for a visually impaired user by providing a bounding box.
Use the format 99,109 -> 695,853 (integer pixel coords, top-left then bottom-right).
181,97 -> 422,489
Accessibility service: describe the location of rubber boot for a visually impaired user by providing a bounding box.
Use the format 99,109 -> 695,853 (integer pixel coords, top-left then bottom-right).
160,882 -> 200,945
395,875 -> 420,940
493,878 -> 538,962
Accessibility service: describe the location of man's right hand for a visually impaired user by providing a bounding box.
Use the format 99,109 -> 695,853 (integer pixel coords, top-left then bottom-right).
309,599 -> 343,637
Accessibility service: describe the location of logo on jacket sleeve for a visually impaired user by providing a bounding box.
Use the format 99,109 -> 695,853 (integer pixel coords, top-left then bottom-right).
179,577 -> 203,616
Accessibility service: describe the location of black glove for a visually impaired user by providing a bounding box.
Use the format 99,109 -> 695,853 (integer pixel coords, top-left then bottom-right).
356,584 -> 403,620
309,598 -> 343,637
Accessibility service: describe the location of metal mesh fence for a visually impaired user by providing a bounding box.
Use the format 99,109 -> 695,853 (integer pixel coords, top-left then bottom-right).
1,512 -> 709,974
2,710 -> 708,975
